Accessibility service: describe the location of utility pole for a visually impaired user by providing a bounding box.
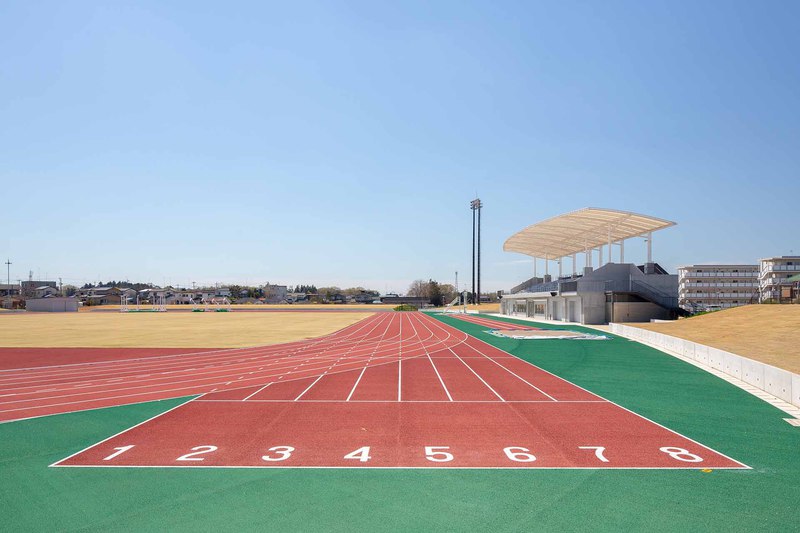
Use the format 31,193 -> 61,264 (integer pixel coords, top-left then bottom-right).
470,198 -> 482,305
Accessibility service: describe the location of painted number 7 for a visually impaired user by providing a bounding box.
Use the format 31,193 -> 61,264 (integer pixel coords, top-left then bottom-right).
578,446 -> 609,463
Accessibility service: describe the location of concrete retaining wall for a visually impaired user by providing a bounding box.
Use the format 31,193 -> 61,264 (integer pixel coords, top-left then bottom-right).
25,297 -> 79,312
610,323 -> 800,409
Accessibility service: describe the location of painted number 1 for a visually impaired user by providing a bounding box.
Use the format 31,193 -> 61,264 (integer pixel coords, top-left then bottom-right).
103,445 -> 135,461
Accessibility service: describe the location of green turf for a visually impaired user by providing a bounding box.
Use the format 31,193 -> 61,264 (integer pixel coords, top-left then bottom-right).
2,314 -> 798,531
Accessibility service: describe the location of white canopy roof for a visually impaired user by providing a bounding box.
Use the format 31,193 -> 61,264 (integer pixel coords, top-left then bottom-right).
503,208 -> 675,260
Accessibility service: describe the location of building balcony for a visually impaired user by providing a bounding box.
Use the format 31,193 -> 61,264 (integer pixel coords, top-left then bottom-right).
760,264 -> 800,273
679,282 -> 758,288
680,272 -> 758,278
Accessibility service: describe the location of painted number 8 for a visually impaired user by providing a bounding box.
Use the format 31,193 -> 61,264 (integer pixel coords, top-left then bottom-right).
659,446 -> 703,463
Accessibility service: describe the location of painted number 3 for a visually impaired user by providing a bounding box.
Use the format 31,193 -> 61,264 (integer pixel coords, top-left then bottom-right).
659,447 -> 703,463
262,446 -> 295,462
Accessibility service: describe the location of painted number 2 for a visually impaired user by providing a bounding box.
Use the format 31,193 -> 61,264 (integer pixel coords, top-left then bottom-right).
176,445 -> 218,462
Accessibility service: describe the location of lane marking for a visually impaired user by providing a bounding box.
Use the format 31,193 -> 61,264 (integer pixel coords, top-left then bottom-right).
242,383 -> 272,401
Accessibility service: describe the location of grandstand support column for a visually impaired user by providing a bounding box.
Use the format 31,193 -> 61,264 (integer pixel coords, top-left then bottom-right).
647,232 -> 653,263
599,246 -> 603,265
620,240 -> 625,262
608,224 -> 612,263
533,257 -> 537,278
572,254 -> 577,276
558,258 -> 562,278
545,254 -> 549,277
585,243 -> 591,268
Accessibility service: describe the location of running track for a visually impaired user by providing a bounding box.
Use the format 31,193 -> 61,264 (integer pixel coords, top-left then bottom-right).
37,313 -> 747,469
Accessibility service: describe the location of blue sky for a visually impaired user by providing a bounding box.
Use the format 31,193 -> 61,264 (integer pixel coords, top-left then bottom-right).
1,1 -> 798,292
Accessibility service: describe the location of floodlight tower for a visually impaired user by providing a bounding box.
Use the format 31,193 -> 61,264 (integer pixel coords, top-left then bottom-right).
470,198 -> 482,305
4,259 -> 10,296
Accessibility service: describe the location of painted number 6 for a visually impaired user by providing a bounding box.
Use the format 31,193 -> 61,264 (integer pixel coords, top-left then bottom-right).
503,447 -> 537,462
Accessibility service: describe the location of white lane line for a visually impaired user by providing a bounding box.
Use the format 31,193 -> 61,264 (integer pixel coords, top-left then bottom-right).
409,313 -> 453,402
294,374 -> 326,401
438,314 -> 751,469
346,367 -> 367,401
459,341 -> 558,402
398,314 -> 403,402
449,348 -> 505,401
242,383 -> 272,401
194,399 -> 608,403
345,313 -> 398,401
49,396 -> 197,467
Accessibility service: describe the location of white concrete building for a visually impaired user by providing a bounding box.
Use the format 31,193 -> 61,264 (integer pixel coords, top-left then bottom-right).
759,256 -> 800,302
678,265 -> 759,312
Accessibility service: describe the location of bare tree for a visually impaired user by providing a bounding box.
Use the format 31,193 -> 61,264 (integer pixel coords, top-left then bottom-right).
407,279 -> 429,298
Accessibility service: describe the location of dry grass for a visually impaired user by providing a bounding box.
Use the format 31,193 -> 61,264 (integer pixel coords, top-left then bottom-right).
80,303 -> 397,312
0,311 -> 374,348
632,305 -> 800,374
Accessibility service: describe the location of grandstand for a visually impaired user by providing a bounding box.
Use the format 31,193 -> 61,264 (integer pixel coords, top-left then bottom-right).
501,208 -> 683,324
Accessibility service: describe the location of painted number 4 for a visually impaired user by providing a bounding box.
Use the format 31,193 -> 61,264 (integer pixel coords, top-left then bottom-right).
343,447 -> 372,463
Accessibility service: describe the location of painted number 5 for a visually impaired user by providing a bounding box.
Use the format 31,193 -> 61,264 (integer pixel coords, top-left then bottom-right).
262,446 -> 295,462
425,446 -> 453,463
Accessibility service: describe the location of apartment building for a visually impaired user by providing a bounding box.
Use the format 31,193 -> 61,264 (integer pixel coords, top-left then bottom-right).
759,256 -> 800,302
678,264 -> 759,312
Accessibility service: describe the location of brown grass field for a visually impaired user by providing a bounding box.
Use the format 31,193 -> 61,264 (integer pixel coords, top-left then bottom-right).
632,304 -> 800,374
79,303 -> 398,312
0,311 -> 374,348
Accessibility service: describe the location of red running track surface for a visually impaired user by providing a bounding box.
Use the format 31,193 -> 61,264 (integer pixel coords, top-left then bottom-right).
48,313 -> 748,469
